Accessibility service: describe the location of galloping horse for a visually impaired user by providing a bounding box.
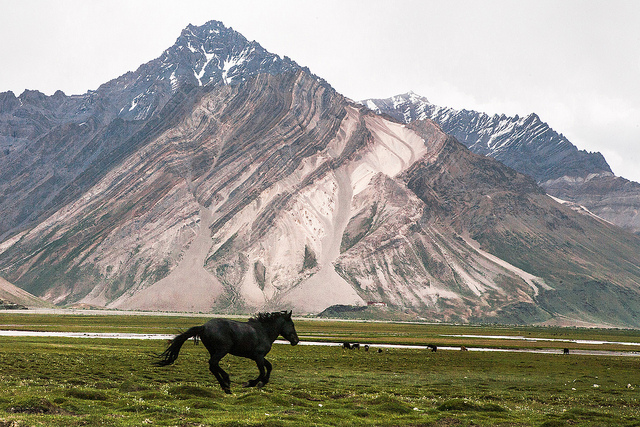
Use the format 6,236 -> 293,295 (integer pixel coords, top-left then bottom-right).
154,311 -> 299,394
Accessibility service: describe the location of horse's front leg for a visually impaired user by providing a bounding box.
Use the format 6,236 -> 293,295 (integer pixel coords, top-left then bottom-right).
262,359 -> 272,384
243,356 -> 268,388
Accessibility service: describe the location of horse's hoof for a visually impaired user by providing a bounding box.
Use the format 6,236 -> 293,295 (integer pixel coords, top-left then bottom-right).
224,388 -> 232,394
256,381 -> 265,389
242,381 -> 252,388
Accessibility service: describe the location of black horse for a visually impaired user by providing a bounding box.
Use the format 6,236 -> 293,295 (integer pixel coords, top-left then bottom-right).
154,311 -> 299,394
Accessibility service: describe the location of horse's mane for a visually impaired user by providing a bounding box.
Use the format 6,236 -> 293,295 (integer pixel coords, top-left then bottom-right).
249,311 -> 288,323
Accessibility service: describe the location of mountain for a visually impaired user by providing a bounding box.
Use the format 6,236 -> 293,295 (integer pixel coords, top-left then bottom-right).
0,276 -> 51,308
1,21 -> 640,326
0,20 -> 301,241
362,92 -> 640,235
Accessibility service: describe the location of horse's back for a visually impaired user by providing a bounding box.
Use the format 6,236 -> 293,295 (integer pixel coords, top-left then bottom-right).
200,318 -> 264,357
202,318 -> 248,340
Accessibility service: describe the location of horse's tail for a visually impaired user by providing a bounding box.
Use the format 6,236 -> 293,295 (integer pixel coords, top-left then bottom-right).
153,325 -> 204,367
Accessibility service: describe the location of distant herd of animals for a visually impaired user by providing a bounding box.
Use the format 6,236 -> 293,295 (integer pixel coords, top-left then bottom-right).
154,311 -> 572,394
342,342 -> 470,352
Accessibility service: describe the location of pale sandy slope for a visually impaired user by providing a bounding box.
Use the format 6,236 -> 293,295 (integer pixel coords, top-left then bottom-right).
281,167 -> 365,312
109,206 -> 224,311
0,276 -> 51,307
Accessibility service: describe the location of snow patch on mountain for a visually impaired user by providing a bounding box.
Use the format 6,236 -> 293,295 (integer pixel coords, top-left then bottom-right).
194,49 -> 217,86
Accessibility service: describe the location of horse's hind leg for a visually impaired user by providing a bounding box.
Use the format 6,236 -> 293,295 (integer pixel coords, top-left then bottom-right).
200,333 -> 232,394
208,357 -> 231,394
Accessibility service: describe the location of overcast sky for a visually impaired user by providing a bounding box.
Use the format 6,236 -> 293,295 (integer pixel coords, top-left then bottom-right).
1,0 -> 639,182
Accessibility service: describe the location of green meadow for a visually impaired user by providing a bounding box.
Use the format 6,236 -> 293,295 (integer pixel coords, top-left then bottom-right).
1,312 -> 639,426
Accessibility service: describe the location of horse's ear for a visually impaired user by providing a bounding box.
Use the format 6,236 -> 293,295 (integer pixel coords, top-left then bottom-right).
286,310 -> 292,319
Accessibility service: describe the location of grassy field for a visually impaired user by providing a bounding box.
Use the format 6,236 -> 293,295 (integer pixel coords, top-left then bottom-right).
0,312 -> 639,426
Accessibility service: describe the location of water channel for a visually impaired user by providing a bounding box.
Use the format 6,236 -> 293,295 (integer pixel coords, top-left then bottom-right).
1,330 -> 639,357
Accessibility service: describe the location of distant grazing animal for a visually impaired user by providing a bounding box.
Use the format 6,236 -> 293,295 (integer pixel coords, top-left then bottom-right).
427,344 -> 437,352
460,346 -> 468,351
153,311 -> 299,394
563,348 -> 570,355
343,342 -> 360,350
364,345 -> 370,352
377,348 -> 383,353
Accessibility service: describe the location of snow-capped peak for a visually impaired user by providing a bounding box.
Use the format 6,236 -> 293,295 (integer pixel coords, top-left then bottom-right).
114,20 -> 301,121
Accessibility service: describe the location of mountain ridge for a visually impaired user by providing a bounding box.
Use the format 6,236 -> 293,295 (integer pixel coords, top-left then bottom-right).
362,92 -> 640,234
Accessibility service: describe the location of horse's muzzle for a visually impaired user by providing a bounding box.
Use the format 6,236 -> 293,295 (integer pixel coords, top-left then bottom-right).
290,337 -> 300,346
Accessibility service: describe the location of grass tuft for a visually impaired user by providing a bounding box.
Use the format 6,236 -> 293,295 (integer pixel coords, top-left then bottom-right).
168,384 -> 214,399
437,398 -> 507,413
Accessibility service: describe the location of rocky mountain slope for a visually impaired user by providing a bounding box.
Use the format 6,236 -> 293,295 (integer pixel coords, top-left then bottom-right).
1,21 -> 640,326
363,92 -> 640,234
0,276 -> 50,308
0,20 -> 300,241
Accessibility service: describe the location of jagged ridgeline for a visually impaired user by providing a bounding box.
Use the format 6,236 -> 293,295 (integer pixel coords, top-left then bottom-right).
363,92 -> 640,235
1,20 -> 640,326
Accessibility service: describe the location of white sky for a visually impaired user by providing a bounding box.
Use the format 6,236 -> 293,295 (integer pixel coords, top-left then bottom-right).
1,0 -> 639,182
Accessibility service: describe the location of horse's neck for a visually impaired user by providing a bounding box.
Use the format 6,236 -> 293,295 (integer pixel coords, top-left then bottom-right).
255,319 -> 282,343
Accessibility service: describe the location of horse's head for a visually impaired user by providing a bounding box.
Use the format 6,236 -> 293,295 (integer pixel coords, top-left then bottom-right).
279,310 -> 299,346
